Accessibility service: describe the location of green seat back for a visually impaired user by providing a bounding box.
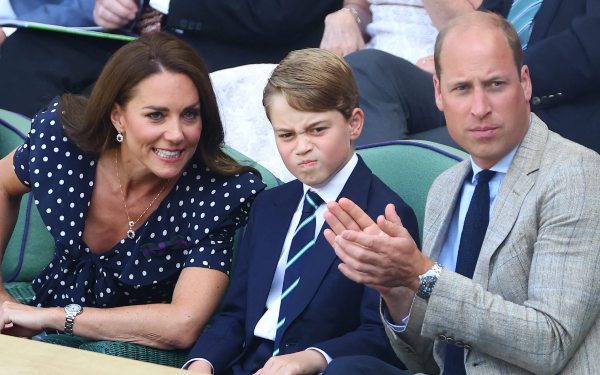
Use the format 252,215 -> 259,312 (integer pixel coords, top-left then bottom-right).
0,109 -> 54,283
357,140 -> 467,241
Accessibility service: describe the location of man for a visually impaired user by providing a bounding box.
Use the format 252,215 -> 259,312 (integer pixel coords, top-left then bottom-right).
0,0 -> 341,117
348,0 -> 600,154
323,11 -> 600,374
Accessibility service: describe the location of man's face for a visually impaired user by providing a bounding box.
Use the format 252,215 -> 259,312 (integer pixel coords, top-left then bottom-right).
434,26 -> 532,169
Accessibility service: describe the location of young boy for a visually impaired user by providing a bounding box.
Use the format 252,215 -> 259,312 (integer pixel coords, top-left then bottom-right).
185,48 -> 419,374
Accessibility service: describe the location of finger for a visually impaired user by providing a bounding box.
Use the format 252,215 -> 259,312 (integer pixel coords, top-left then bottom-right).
337,198 -> 376,230
333,235 -> 385,274
337,262 -> 382,286
384,204 -> 402,225
326,201 -> 362,232
323,228 -> 337,248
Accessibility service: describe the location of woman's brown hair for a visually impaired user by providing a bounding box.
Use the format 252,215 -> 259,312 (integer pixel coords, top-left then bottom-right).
60,32 -> 256,177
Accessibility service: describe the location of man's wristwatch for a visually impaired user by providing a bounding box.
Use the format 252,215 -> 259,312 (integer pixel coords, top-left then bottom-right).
417,263 -> 443,300
64,303 -> 83,335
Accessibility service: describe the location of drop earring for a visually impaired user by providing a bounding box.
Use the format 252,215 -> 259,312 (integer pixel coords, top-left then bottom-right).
116,132 -> 124,143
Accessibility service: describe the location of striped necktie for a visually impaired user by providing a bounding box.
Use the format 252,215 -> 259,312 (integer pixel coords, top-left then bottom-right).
273,190 -> 323,356
507,0 -> 543,49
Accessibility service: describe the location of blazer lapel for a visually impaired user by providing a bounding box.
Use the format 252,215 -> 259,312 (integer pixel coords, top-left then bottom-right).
474,116 -> 548,288
528,0 -> 560,44
246,182 -> 304,328
424,161 -> 470,260
278,158 -> 373,332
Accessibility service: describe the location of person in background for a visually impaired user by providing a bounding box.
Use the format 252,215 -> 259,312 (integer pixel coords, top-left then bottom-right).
0,0 -> 342,118
0,32 -> 265,350
345,0 -> 600,152
323,11 -> 600,374
0,0 -> 95,46
185,48 -> 418,374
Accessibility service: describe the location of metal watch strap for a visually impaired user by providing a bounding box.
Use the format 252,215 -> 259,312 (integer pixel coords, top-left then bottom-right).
417,262 -> 443,300
64,304 -> 82,335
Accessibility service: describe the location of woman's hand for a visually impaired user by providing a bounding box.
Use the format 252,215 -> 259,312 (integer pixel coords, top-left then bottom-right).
0,301 -> 57,337
320,8 -> 365,57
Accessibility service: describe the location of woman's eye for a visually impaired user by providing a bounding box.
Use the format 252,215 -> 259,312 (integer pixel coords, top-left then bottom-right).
147,112 -> 163,120
183,110 -> 199,121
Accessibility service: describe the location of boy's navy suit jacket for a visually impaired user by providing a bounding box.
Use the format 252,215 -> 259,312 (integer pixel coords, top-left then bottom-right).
187,157 -> 419,373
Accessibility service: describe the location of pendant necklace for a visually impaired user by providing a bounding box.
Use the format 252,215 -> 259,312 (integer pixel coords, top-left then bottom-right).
114,150 -> 168,239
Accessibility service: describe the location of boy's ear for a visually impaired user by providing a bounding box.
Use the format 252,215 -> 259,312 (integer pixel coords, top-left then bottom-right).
349,108 -> 364,141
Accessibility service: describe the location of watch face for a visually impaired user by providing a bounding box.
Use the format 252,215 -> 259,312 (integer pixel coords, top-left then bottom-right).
65,304 -> 82,314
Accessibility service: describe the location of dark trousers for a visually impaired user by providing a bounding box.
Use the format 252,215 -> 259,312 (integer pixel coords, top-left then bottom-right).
345,49 -> 451,148
0,29 -> 125,117
323,355 -> 411,375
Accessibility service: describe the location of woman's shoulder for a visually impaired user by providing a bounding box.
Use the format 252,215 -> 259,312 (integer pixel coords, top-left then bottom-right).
179,163 -> 266,196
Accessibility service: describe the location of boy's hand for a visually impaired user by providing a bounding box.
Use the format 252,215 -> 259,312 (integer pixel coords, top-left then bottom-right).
254,350 -> 327,375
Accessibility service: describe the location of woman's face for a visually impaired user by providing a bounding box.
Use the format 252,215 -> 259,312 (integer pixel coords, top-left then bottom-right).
111,71 -> 202,180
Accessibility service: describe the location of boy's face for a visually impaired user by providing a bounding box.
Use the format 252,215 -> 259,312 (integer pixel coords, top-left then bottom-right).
269,94 -> 363,188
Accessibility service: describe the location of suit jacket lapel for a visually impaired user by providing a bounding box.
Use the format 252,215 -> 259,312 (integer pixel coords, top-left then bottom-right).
424,161 -> 470,261
528,0 -> 559,44
246,182 -> 304,329
279,157 -> 373,332
474,116 -> 548,288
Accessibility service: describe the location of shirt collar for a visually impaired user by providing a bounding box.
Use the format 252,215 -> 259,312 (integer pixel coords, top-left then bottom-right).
469,145 -> 519,183
302,153 -> 358,203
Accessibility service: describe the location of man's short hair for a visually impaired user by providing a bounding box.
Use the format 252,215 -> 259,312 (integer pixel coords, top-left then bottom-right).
263,48 -> 359,120
434,11 -> 523,78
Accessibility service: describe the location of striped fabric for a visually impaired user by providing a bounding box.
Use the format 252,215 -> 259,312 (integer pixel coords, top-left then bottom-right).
507,0 -> 543,49
273,190 -> 323,356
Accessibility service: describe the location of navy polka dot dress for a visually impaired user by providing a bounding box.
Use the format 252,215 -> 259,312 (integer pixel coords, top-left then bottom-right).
12,98 -> 266,308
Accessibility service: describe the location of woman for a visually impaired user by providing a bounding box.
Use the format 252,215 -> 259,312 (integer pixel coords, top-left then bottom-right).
0,32 -> 265,350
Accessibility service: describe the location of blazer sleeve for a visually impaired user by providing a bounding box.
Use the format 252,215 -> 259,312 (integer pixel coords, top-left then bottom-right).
186,197 -> 262,372
415,148 -> 600,374
165,0 -> 342,45
12,0 -> 96,26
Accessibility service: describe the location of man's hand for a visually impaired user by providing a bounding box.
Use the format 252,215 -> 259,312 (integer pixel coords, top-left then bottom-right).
254,350 -> 327,375
93,0 -> 138,29
320,9 -> 365,57
324,199 -> 433,293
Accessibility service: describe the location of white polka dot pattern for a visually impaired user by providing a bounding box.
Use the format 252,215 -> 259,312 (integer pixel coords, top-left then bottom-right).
12,97 -> 266,308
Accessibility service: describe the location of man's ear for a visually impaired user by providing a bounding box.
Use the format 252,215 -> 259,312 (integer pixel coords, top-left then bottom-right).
520,64 -> 532,102
433,75 -> 444,112
110,103 -> 125,134
349,107 -> 364,141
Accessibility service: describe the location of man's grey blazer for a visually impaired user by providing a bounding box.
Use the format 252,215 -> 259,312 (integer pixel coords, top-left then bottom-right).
386,115 -> 600,374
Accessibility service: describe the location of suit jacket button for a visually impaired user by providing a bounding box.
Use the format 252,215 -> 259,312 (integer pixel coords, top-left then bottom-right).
531,96 -> 541,105
464,344 -> 472,350
439,334 -> 447,341
446,337 -> 456,345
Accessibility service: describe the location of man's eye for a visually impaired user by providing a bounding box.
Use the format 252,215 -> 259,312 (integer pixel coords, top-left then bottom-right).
278,133 -> 293,139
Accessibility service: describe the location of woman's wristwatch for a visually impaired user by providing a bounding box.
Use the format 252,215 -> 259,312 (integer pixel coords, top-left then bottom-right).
64,303 -> 83,335
417,263 -> 443,300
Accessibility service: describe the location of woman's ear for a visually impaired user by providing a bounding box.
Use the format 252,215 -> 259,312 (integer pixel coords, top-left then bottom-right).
349,107 -> 364,141
110,103 -> 125,134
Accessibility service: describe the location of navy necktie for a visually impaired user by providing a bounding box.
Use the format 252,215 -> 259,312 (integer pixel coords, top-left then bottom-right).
444,169 -> 496,375
273,190 -> 323,356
